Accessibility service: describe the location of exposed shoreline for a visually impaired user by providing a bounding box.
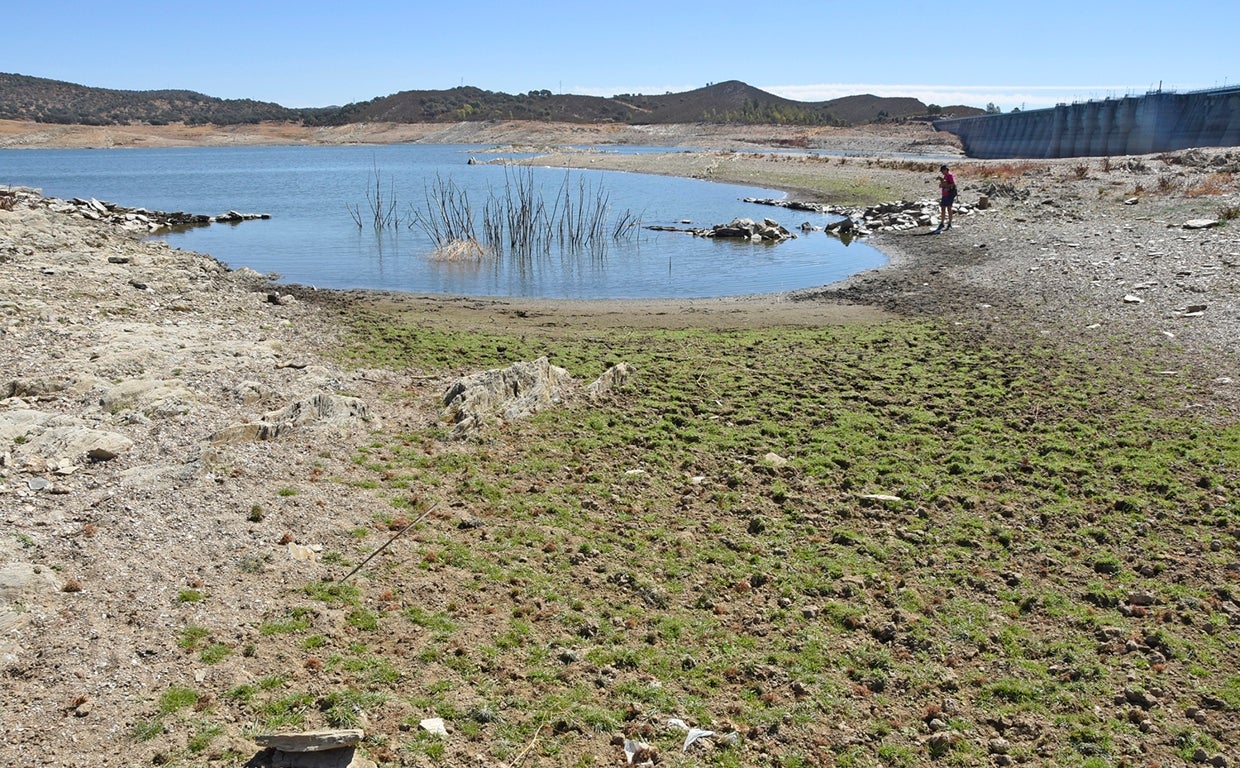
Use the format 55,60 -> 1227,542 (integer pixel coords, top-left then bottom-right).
2,127 -> 1239,767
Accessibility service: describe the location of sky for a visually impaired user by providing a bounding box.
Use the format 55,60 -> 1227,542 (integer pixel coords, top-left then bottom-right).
4,0 -> 1237,113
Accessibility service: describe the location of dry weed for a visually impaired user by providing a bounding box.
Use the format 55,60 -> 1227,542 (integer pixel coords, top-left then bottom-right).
962,161 -> 1047,180
428,239 -> 491,262
1185,172 -> 1235,197
1157,174 -> 1180,193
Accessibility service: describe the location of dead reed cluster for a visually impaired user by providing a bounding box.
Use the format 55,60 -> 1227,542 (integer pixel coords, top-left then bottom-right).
412,167 -> 640,259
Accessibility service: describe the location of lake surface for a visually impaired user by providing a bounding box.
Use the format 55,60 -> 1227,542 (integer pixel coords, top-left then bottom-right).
1,144 -> 885,299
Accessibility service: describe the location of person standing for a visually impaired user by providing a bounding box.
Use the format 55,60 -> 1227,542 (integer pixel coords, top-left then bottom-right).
934,165 -> 957,233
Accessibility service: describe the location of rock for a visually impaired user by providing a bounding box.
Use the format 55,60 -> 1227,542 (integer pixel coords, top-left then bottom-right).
419,717 -> 448,737
826,217 -> 857,234
1183,219 -> 1219,229
4,376 -> 73,399
0,562 -> 62,600
443,357 -> 575,437
12,423 -> 133,468
211,393 -> 377,443
99,379 -> 195,416
214,210 -> 270,223
585,362 -> 635,398
763,452 -> 789,468
287,543 -> 320,562
1123,686 -> 1159,709
231,380 -> 274,405
254,729 -> 364,752
673,216 -> 796,243
0,563 -> 63,668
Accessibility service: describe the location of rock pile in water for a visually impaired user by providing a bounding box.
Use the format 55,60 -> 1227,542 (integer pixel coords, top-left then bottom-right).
2,186 -> 268,232
745,196 -> 979,237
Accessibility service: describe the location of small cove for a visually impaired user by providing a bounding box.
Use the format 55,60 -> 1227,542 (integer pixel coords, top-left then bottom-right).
1,144 -> 886,298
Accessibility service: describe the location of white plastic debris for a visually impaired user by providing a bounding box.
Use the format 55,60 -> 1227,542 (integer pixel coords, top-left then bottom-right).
684,727 -> 715,751
624,738 -> 656,766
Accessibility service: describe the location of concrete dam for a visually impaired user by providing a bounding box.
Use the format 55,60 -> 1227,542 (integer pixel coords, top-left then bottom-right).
933,86 -> 1240,159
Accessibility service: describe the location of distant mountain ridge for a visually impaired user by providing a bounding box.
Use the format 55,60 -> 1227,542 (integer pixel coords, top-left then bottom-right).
0,73 -> 972,128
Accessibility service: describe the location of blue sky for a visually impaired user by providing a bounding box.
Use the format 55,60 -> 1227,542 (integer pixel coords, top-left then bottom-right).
5,0 -> 1236,113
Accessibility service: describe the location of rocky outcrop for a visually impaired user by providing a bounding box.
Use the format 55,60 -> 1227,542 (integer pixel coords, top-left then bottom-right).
211,393 -> 378,444
443,357 -> 576,438
0,409 -> 133,472
444,357 -> 635,438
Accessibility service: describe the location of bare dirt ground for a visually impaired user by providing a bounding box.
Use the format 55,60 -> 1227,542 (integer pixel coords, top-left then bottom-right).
2,122 -> 1239,767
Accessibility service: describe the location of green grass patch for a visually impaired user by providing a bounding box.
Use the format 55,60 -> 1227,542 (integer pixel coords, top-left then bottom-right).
316,309 -> 1240,766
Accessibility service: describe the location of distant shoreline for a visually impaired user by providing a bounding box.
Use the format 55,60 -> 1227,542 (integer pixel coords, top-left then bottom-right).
0,118 -> 960,155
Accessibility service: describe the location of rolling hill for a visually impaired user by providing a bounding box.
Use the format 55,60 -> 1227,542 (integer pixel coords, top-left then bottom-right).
0,73 -> 953,128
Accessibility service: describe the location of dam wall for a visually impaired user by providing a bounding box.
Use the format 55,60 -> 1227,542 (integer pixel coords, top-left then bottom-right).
933,86 -> 1240,159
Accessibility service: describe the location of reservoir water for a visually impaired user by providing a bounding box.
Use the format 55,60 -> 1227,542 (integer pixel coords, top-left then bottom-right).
1,144 -> 885,298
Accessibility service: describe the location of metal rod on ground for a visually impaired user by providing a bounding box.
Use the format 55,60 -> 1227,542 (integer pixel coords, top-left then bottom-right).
338,503 -> 437,585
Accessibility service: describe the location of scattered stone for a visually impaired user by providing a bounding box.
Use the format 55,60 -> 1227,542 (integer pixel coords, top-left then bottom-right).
763,452 -> 789,468
287,543 -> 320,562
254,729 -> 364,752
419,718 -> 448,737
1183,219 -> 1219,230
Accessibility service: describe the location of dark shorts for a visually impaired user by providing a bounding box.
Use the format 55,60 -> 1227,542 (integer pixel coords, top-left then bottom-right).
941,194 -> 957,207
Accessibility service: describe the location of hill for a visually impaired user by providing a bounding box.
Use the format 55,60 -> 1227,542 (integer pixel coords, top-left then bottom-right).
0,72 -> 312,126
303,80 -> 930,127
0,73 -> 932,128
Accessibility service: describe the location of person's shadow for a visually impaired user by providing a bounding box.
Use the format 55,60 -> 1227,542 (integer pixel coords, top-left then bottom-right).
244,746 -> 370,768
